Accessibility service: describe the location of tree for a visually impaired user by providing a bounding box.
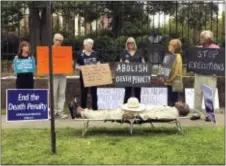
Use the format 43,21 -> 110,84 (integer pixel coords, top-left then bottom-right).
177,2 -> 218,31
1,1 -> 24,30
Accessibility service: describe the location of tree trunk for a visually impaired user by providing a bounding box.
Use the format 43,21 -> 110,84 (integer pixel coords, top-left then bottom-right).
85,22 -> 91,34
40,8 -> 49,46
29,5 -> 41,55
78,15 -> 81,36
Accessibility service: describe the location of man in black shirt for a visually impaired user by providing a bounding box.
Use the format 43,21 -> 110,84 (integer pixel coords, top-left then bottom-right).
76,38 -> 100,110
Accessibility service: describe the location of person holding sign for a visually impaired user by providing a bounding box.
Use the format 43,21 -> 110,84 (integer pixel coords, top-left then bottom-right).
163,39 -> 183,106
120,37 -> 146,103
76,38 -> 100,110
191,30 -> 220,121
13,41 -> 35,89
51,33 -> 68,118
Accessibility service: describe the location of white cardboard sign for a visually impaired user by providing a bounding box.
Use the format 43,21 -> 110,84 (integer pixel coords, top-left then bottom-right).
185,88 -> 219,109
97,88 -> 125,109
141,88 -> 167,105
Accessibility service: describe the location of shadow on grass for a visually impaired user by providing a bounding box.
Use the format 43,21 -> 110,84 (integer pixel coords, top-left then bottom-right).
72,127 -> 180,137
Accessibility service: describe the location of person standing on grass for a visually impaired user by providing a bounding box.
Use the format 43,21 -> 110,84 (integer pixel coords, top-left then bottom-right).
14,41 -> 34,89
120,37 -> 146,103
162,39 -> 183,106
75,38 -> 100,110
190,30 -> 220,121
51,33 -> 68,119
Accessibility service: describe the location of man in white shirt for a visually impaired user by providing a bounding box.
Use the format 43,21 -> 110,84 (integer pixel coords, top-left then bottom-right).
51,33 -> 68,118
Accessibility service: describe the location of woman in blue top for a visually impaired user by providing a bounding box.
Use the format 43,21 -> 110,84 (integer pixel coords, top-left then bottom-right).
120,37 -> 145,103
13,41 -> 34,89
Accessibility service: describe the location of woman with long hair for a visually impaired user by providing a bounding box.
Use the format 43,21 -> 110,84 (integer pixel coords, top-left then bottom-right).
120,37 -> 145,103
14,41 -> 34,89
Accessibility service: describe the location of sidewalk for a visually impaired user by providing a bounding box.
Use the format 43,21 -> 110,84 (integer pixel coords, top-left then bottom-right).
1,113 -> 225,129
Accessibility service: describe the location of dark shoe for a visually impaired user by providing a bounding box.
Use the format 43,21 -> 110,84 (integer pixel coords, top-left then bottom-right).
68,103 -> 76,119
205,116 -> 211,122
190,113 -> 201,120
68,97 -> 80,119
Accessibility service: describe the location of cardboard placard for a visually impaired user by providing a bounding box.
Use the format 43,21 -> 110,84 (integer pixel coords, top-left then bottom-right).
158,54 -> 176,79
81,63 -> 113,87
115,63 -> 152,87
37,46 -> 73,75
186,47 -> 225,76
97,88 -> 125,109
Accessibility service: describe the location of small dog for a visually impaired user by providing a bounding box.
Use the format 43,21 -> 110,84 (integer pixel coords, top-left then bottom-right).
68,97 -> 81,119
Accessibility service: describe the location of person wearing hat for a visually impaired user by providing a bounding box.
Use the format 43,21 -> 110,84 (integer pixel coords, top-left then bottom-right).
120,37 -> 146,104
69,97 -> 190,120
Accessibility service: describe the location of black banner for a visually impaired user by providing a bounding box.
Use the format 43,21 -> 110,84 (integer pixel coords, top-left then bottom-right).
115,63 -> 152,87
186,47 -> 225,76
158,54 -> 176,79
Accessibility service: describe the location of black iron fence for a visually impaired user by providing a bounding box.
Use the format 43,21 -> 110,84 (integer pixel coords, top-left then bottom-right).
1,1 -> 225,75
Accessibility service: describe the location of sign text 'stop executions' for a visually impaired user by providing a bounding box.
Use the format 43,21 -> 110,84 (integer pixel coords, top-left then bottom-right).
186,47 -> 225,76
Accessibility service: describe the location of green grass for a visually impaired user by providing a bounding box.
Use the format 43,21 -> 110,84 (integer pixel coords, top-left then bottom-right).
1,127 -> 225,165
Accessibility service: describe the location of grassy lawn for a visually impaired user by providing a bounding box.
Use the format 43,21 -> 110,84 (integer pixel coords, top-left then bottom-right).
1,127 -> 225,165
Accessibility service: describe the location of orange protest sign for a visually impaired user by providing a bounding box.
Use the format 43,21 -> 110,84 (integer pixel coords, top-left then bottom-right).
37,46 -> 73,75
37,46 -> 49,75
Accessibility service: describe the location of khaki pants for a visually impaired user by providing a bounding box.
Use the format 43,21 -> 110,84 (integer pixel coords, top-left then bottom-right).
49,75 -> 67,114
194,74 -> 217,115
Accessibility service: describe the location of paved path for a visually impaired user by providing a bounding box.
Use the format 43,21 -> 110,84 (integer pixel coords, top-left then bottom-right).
2,113 -> 225,129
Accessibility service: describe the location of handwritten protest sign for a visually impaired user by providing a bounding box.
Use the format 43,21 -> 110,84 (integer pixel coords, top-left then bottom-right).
185,88 -> 219,109
6,89 -> 49,121
81,63 -> 113,87
141,88 -> 167,105
13,58 -> 36,73
115,63 -> 152,87
202,84 -> 216,123
37,46 -> 73,75
158,54 -> 176,79
97,88 -> 125,109
186,47 -> 225,76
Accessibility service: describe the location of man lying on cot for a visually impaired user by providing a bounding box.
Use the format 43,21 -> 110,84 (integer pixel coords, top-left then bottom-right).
68,97 -> 190,121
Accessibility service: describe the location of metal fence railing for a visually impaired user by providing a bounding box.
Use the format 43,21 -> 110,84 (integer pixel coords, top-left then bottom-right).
1,1 -> 225,75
